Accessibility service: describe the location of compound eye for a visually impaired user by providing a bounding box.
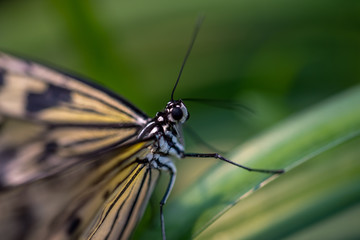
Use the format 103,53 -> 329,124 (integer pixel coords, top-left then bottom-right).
171,107 -> 183,121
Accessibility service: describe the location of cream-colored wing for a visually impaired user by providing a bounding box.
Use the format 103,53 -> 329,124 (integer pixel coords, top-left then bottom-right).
82,163 -> 160,240
0,52 -> 157,240
0,52 -> 149,187
0,141 -> 158,240
0,52 -> 148,125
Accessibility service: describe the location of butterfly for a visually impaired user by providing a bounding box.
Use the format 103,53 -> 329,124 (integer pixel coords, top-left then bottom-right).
0,21 -> 283,240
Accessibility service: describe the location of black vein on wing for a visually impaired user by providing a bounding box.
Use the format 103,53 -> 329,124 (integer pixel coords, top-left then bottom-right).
105,166 -> 151,240
90,148 -> 149,190
62,105 -> 109,116
61,133 -> 120,148
62,162 -> 140,238
88,163 -> 146,239
47,122 -> 142,129
76,132 -> 139,158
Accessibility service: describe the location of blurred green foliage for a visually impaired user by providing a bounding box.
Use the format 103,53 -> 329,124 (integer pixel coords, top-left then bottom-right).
0,0 -> 359,239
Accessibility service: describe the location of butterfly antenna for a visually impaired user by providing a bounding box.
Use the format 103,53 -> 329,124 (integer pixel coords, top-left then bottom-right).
171,16 -> 204,101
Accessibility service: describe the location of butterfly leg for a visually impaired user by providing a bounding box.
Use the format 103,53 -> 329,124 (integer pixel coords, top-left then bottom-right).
184,153 -> 284,174
158,158 -> 176,240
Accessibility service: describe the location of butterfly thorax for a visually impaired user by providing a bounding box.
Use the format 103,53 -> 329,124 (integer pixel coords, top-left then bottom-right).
137,100 -> 189,170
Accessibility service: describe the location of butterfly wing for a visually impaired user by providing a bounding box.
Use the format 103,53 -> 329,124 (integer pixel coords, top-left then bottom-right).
0,52 -> 158,240
0,142 -> 159,240
0,52 -> 149,187
82,162 -> 160,240
0,52 -> 147,125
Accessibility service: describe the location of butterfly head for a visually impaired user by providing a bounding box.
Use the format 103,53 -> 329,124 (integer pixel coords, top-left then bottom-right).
164,100 -> 189,124
142,99 -> 189,152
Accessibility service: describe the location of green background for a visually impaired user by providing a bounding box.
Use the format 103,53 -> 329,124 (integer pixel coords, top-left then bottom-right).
1,0 -> 359,239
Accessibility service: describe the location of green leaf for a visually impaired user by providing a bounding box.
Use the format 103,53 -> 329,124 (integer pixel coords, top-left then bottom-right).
195,129 -> 360,240
137,85 -> 360,239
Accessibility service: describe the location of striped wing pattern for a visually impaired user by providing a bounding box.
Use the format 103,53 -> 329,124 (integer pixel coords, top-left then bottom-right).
83,163 -> 159,240
0,52 -> 157,240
